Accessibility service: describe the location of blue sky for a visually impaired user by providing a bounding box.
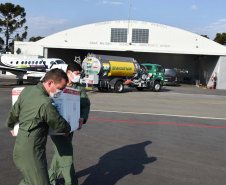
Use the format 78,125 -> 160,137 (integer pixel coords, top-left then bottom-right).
1,0 -> 226,40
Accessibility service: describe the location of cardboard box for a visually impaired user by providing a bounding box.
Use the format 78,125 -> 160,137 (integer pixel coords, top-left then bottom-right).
48,87 -> 80,135
12,87 -> 80,135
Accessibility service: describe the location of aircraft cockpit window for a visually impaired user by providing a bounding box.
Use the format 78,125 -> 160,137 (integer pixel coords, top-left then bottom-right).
16,61 -> 18,64
55,60 -> 65,64
35,61 -> 38,64
32,61 -> 34,64
28,61 -> 31,64
50,61 -> 54,65
25,61 -> 27,64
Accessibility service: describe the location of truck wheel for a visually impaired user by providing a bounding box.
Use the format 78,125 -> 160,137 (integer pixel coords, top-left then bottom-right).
17,80 -> 23,85
136,87 -> 144,91
98,87 -> 108,92
153,81 -> 161,92
113,81 -> 124,93
102,87 -> 108,92
98,87 -> 103,92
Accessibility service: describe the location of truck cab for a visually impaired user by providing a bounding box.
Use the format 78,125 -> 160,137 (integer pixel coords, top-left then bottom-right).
131,63 -> 165,92
141,63 -> 165,84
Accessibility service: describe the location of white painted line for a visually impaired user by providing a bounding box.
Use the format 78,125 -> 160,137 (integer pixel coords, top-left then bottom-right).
164,92 -> 226,97
90,110 -> 226,120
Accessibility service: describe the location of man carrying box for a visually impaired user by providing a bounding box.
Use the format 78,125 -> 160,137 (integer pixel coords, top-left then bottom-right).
5,68 -> 71,185
49,62 -> 90,185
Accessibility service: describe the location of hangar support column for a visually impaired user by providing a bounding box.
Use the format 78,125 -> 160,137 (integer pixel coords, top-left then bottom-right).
44,48 -> 48,58
216,56 -> 226,89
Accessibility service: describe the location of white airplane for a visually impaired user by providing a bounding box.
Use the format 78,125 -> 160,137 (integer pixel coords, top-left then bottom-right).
0,54 -> 68,85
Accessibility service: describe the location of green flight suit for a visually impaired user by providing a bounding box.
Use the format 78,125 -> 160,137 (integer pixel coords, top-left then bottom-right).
48,82 -> 90,185
5,82 -> 71,185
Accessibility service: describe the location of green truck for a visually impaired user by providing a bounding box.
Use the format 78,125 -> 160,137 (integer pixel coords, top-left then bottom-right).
128,63 -> 165,92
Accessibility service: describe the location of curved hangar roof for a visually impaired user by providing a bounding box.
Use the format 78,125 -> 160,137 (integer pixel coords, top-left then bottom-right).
37,20 -> 226,56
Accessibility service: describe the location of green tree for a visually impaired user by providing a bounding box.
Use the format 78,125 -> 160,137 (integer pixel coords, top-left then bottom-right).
0,3 -> 28,51
214,33 -> 226,45
0,36 -> 4,50
29,36 -> 44,42
201,35 -> 209,39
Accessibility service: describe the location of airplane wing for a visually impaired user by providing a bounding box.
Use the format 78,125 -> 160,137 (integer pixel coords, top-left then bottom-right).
0,65 -> 27,75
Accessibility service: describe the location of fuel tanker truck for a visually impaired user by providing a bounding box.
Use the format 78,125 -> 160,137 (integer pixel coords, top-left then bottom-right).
81,54 -> 165,93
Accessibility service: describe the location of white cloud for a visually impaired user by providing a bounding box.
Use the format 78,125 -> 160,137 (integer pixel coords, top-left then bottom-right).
192,18 -> 226,39
27,16 -> 68,29
191,5 -> 197,10
213,19 -> 226,25
100,1 -> 123,5
26,16 -> 69,38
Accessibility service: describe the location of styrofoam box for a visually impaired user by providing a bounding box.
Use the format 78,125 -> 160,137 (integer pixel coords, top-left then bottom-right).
12,87 -> 80,136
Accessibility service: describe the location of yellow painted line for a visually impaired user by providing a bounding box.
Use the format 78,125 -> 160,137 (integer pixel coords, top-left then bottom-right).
85,87 -> 93,90
96,96 -> 226,105
5,83 -> 29,85
2,83 -> 17,85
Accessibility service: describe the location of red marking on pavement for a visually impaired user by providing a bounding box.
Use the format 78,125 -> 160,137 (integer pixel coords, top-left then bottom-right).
88,118 -> 226,128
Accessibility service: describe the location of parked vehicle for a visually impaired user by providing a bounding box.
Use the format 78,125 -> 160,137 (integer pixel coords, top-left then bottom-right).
164,68 -> 177,85
81,54 -> 139,93
128,63 -> 165,92
81,54 -> 165,92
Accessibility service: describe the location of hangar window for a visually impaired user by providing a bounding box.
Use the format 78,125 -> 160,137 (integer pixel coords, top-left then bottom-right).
132,29 -> 149,43
156,66 -> 163,72
146,65 -> 152,71
111,28 -> 127,43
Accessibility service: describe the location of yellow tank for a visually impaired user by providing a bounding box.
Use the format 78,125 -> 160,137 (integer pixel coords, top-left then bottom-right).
82,54 -> 140,77
108,61 -> 135,77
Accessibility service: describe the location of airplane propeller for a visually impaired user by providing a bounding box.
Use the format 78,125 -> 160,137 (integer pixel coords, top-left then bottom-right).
49,62 -> 56,69
42,60 -> 48,69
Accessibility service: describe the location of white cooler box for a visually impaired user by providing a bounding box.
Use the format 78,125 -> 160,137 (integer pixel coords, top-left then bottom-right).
12,87 -> 80,135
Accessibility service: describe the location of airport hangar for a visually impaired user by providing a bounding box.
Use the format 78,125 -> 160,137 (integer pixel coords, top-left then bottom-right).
14,20 -> 226,89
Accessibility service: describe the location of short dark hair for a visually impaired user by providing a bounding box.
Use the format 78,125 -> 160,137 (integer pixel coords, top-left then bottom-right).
44,68 -> 68,83
66,62 -> 82,72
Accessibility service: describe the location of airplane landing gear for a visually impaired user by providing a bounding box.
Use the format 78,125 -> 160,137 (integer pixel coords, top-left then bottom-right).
17,80 -> 23,85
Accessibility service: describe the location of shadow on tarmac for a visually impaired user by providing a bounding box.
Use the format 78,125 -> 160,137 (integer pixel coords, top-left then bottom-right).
92,87 -> 173,94
75,141 -> 157,185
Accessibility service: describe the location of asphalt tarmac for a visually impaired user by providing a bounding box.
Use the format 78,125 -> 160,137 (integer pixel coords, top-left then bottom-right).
1,78 -> 226,185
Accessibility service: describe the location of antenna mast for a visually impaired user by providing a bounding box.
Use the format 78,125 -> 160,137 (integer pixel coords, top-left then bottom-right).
128,0 -> 131,35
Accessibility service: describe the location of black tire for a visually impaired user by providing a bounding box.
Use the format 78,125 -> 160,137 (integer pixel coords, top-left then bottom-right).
98,87 -> 108,92
113,81 -> 124,93
98,87 -> 103,92
136,87 -> 144,91
17,80 -> 23,85
102,87 -> 108,92
153,81 -> 161,92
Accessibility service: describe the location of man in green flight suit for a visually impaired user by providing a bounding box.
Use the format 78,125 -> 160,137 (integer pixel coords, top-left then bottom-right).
5,69 -> 71,185
48,62 -> 90,185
